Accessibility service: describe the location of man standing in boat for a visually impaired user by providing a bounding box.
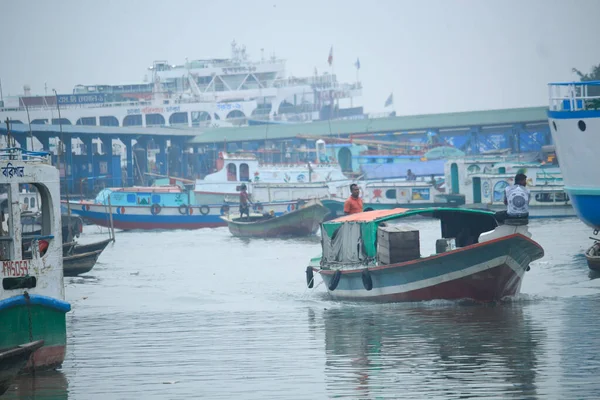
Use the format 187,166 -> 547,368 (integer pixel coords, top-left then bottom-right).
344,183 -> 364,215
239,184 -> 252,219
502,173 -> 530,219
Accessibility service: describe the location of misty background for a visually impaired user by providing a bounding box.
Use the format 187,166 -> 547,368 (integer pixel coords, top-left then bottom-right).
2,0 -> 599,116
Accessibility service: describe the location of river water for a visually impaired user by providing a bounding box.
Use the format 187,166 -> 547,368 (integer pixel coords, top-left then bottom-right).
5,217 -> 600,399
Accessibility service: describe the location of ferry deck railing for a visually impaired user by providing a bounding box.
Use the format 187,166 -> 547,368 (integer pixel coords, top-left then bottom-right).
548,81 -> 600,112
0,148 -> 51,163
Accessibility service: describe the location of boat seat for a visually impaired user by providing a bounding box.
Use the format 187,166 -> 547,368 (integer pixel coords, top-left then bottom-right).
505,217 -> 529,226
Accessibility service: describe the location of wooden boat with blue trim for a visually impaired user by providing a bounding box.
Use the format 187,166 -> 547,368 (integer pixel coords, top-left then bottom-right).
64,185 -> 307,231
221,199 -> 330,238
0,148 -> 71,371
306,207 -> 544,303
0,340 -> 45,395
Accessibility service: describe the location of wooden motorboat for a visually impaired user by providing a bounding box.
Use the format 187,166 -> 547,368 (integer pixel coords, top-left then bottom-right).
307,207 -> 544,303
221,199 -> 330,238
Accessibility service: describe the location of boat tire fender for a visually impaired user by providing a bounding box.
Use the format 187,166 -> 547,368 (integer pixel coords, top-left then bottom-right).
151,203 -> 161,215
362,269 -> 373,291
328,270 -> 342,291
179,204 -> 189,215
361,269 -> 373,291
306,267 -> 314,288
199,205 -> 210,215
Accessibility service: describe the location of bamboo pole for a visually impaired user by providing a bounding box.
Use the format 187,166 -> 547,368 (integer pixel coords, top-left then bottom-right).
107,195 -> 115,242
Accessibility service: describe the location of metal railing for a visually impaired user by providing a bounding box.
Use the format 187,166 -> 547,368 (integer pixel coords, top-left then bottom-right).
0,147 -> 51,163
548,81 -> 600,111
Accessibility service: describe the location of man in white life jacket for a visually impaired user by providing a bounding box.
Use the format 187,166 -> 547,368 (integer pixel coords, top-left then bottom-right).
503,173 -> 530,219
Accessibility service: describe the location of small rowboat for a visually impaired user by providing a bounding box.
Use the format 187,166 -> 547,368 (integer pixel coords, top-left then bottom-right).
0,340 -> 45,395
585,242 -> 600,271
71,238 -> 113,255
63,249 -> 103,277
221,199 -> 330,238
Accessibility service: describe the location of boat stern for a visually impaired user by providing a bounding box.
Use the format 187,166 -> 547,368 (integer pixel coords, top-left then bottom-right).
0,294 -> 71,371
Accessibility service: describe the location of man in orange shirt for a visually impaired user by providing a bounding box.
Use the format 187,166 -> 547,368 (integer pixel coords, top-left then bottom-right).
344,183 -> 364,214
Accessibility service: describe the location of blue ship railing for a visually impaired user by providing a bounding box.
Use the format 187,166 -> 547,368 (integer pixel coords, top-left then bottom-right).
548,81 -> 600,112
0,147 -> 51,163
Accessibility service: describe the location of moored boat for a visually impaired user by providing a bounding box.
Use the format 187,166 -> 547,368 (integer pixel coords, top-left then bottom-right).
585,242 -> 600,271
65,185 -> 301,231
321,180 -> 460,220
0,340 -> 45,395
547,80 -> 600,229
306,207 -> 544,302
221,199 -> 330,238
71,238 -> 113,255
445,156 -> 576,219
63,249 -> 103,277
0,148 -> 71,371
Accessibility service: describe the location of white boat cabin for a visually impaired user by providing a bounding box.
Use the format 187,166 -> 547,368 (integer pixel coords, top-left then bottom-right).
445,158 -> 569,206
226,182 -> 330,204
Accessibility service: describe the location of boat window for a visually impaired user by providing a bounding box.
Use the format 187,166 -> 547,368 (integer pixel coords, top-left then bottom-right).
239,163 -> 250,182
127,194 -> 136,203
534,193 -> 554,203
412,188 -> 430,200
227,163 -> 237,181
385,189 -> 396,199
555,192 -> 569,202
24,197 -> 30,208
151,195 -> 161,204
21,183 -> 53,260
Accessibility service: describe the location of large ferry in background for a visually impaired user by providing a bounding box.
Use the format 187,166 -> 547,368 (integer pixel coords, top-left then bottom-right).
0,41 -> 364,129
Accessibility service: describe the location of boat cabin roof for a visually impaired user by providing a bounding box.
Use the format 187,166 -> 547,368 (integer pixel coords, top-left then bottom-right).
107,186 -> 184,193
327,207 -> 496,225
321,207 -> 498,264
364,181 -> 433,188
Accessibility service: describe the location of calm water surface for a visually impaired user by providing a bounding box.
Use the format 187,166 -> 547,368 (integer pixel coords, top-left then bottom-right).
6,218 -> 600,399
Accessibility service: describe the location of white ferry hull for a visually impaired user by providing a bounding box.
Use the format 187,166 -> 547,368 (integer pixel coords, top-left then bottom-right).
547,82 -> 600,229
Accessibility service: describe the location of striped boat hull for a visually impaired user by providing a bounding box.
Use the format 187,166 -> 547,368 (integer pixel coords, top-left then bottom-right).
64,201 -> 296,231
317,234 -> 543,303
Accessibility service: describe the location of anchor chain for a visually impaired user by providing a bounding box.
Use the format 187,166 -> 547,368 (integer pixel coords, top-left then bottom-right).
24,291 -> 36,372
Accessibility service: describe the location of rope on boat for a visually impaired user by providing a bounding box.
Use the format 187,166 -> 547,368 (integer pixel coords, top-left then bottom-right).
302,270 -> 323,297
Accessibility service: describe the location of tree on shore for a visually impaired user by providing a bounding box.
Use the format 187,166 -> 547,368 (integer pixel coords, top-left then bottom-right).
572,64 -> 600,107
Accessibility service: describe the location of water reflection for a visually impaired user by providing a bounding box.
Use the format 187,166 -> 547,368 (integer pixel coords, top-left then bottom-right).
588,269 -> 600,281
321,304 -> 543,399
3,371 -> 68,400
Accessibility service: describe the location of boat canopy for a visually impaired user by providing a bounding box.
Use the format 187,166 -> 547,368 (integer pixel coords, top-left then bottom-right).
320,207 -> 498,266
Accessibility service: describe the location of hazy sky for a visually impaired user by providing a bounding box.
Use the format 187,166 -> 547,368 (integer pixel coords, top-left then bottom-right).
2,0 -> 599,116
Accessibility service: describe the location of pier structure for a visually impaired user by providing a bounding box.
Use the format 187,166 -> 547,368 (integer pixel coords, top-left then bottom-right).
0,106 -> 552,195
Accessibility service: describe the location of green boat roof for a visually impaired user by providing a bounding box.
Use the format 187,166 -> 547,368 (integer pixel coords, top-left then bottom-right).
321,207 -> 497,259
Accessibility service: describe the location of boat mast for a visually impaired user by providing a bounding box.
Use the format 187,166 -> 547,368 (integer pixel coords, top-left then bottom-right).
52,89 -> 72,226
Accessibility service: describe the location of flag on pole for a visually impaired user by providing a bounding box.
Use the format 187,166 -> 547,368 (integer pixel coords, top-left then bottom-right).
327,46 -> 333,66
354,58 -> 360,70
384,93 -> 394,107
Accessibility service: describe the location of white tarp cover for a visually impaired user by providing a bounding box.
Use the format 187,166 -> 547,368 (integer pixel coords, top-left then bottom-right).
321,222 -> 366,265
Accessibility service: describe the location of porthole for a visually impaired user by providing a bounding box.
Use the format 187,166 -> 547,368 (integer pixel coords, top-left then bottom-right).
578,120 -> 586,132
